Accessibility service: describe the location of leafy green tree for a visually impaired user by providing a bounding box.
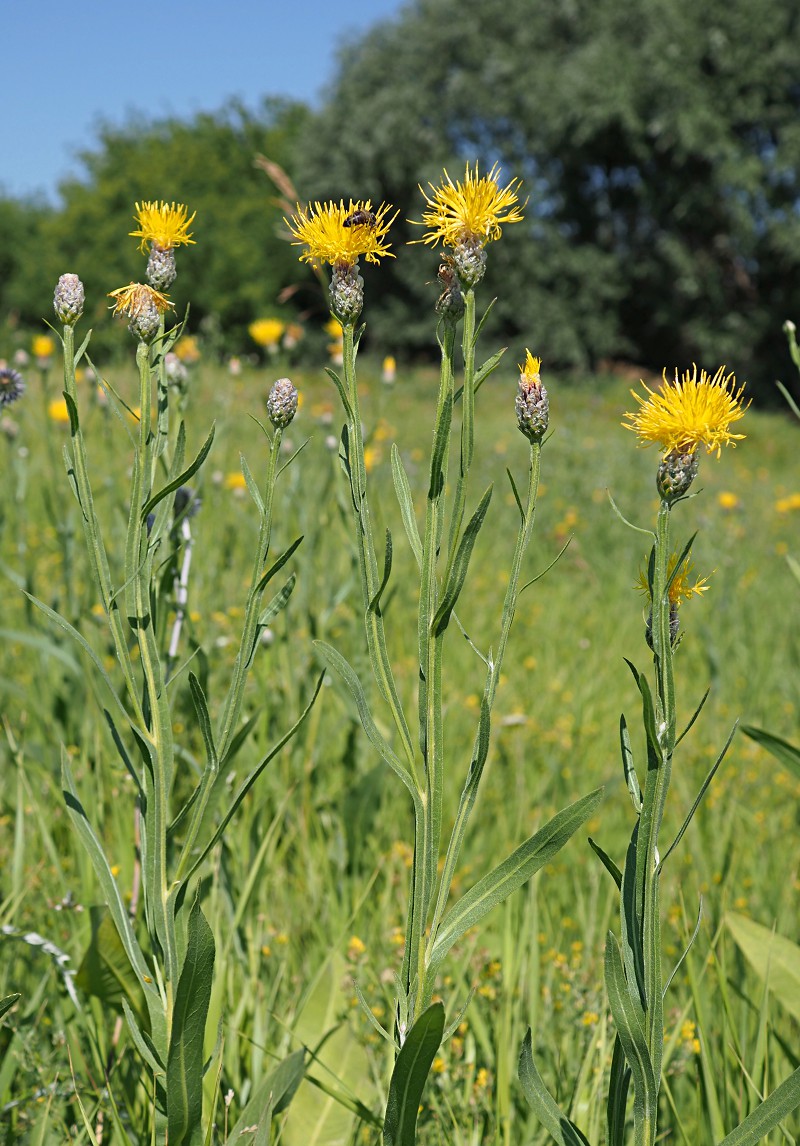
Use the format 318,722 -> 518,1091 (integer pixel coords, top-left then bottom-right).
1,99 -> 310,358
294,0 -> 800,393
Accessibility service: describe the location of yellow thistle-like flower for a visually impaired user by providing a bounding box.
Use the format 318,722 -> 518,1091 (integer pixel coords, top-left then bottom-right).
130,201 -> 196,252
636,554 -> 711,606
249,318 -> 285,348
47,397 -> 71,425
108,283 -> 172,318
623,365 -> 748,458
411,162 -> 526,248
285,200 -> 395,268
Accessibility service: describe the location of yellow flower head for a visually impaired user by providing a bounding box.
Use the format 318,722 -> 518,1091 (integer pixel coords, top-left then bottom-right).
108,283 -> 172,318
174,335 -> 200,363
324,318 -> 343,339
130,201 -> 196,252
623,365 -> 748,458
412,162 -> 526,248
519,350 -> 542,381
636,553 -> 711,606
33,334 -> 55,359
48,397 -> 71,424
285,200 -> 396,268
249,318 -> 285,348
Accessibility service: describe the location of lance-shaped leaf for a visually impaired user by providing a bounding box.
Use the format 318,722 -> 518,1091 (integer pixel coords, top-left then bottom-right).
740,725 -> 800,781
226,1049 -> 306,1143
604,933 -> 658,1137
429,789 -> 602,972
390,444 -> 422,567
715,1065 -> 800,1145
167,896 -> 215,1146
432,485 -> 493,636
140,426 -> 215,522
518,1029 -> 592,1145
383,1003 -> 444,1146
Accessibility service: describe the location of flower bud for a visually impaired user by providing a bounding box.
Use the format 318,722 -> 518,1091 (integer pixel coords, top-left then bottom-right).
330,261 -> 364,324
54,273 -> 85,325
515,353 -> 549,442
451,236 -> 487,288
656,450 -> 698,502
267,377 -> 298,429
146,245 -> 177,291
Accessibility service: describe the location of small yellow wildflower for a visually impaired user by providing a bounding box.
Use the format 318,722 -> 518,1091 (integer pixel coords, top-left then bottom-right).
33,334 -> 55,359
223,471 -> 247,492
108,283 -> 172,319
431,1056 -> 446,1075
775,492 -> 800,513
717,491 -> 740,510
286,200 -> 396,268
636,553 -> 711,606
412,162 -> 525,248
623,365 -> 748,457
174,335 -> 200,363
47,398 -> 70,424
582,1011 -> 600,1026
347,935 -> 367,960
130,200 -> 196,252
324,318 -> 343,338
249,318 -> 285,348
382,355 -> 397,383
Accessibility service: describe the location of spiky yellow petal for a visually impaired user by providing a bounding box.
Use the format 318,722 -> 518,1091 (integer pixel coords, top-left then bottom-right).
636,554 -> 711,606
623,365 -> 748,457
411,163 -> 526,248
285,200 -> 395,268
130,201 -> 196,252
108,283 -> 172,317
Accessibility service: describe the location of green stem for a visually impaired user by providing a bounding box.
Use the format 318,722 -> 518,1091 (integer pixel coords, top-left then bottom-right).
405,319 -> 457,1005
423,440 -> 541,1001
442,289 -> 477,582
340,321 -> 415,769
216,428 -> 282,760
60,325 -> 144,726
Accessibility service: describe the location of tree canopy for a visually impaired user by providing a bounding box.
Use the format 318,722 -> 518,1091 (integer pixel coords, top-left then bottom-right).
294,0 -> 800,392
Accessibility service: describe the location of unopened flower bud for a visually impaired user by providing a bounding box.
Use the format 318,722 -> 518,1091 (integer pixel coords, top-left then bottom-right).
330,262 -> 364,324
267,377 -> 298,429
515,352 -> 549,442
146,245 -> 177,290
435,260 -> 464,319
451,236 -> 487,288
54,274 -> 85,325
656,450 -> 698,502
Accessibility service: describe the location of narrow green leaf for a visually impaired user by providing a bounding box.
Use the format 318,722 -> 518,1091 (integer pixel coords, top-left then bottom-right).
227,1049 -> 306,1142
369,529 -> 393,613
675,686 -> 710,747
390,444 -> 422,567
604,934 -> 658,1136
258,573 -> 296,627
506,467 -> 524,522
473,346 -> 506,392
725,912 -> 800,1023
0,994 -> 20,1020
606,1034 -> 631,1146
740,725 -> 800,781
588,837 -> 622,889
432,485 -> 493,635
315,641 -> 421,808
715,1065 -> 800,1145
518,1029 -> 592,1146
324,366 -> 352,419
255,535 -> 303,595
620,714 -> 642,813
141,425 -> 215,521
428,389 -> 453,498
659,722 -> 737,872
189,673 -> 218,773
121,998 -> 165,1076
240,452 -> 265,515
383,1003 -> 444,1146
430,789 -> 603,970
167,896 -> 216,1146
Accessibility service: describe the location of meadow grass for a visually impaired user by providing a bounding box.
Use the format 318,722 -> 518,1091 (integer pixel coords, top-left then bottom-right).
1,348 -> 799,1144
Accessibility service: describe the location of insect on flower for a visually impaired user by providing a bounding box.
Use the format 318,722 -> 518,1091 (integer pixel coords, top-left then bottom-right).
343,209 -> 378,228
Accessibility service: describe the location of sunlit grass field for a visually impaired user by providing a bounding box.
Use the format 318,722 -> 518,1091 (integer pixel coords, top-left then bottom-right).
2,353 -> 799,1143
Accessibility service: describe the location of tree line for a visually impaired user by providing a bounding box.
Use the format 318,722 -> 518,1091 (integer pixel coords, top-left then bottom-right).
3,0 -> 800,397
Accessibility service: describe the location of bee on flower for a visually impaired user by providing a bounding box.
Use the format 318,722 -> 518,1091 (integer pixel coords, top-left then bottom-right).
285,199 -> 396,324
411,162 -> 526,287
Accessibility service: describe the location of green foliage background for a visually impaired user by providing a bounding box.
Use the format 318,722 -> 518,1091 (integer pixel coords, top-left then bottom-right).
3,0 -> 800,384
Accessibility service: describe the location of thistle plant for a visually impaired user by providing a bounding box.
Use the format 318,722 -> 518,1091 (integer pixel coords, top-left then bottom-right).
287,167 -> 602,1141
518,365 -> 800,1143
38,204 -> 316,1143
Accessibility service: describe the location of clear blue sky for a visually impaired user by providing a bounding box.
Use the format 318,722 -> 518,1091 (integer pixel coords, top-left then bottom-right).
4,0 -> 406,202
